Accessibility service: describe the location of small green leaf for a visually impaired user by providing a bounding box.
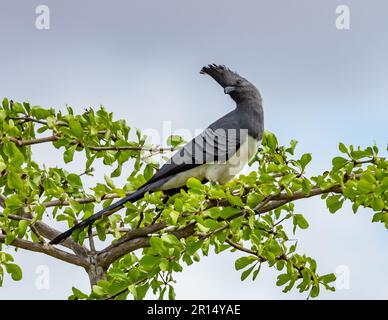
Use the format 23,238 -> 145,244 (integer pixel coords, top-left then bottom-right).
276,273 -> 290,286
71,287 -> 88,299
293,214 -> 309,232
326,195 -> 344,213
220,206 -> 241,219
235,256 -> 256,270
186,177 -> 203,191
332,157 -> 348,171
168,285 -> 176,300
104,174 -> 115,189
144,164 -> 154,181
5,263 -> 22,281
339,142 -> 348,154
302,178 -> 312,195
64,146 -> 76,163
0,109 -> 7,122
2,97 -> 9,110
319,273 -> 336,283
67,174 -> 83,189
31,105 -> 51,119
263,131 -> 278,151
241,265 -> 255,281
300,153 -> 312,170
140,255 -> 161,270
227,194 -> 244,207
18,220 -> 29,238
69,118 -> 83,138
167,135 -> 184,147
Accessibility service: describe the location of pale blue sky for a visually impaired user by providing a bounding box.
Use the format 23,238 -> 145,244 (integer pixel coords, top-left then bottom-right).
0,0 -> 387,299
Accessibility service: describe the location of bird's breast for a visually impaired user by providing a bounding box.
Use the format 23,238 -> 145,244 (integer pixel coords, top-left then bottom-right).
205,135 -> 259,184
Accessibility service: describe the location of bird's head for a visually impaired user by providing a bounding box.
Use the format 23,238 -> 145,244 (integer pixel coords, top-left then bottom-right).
200,64 -> 261,103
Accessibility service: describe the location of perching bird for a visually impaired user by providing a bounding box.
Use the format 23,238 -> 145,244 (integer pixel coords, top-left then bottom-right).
50,64 -> 264,245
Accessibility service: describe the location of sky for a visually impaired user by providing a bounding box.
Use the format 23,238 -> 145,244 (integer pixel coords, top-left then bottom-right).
0,0 -> 387,299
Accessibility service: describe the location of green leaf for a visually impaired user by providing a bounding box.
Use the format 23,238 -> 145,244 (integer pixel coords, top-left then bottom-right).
92,285 -> 106,296
140,255 -> 161,270
286,139 -> 298,155
5,195 -> 23,212
356,180 -> 374,193
319,273 -> 336,283
144,164 -> 154,181
269,240 -> 283,256
64,146 -> 76,163
293,214 -> 309,232
326,195 -> 344,213
18,220 -> 29,238
31,105 -> 51,119
68,118 -> 83,138
168,285 -> 176,300
2,97 -> 9,110
3,141 -> 25,167
186,240 -> 203,255
263,131 -> 278,151
204,207 -> 221,219
96,224 -> 106,241
71,287 -> 88,299
339,142 -> 348,154
186,177 -> 203,191
235,256 -> 256,270
7,171 -> 24,191
5,263 -> 22,281
310,285 -> 320,298
34,204 -> 46,221
162,234 -> 182,248
67,174 -> 83,189
135,283 -> 148,300
104,174 -> 115,189
300,153 -> 312,170
252,264 -> 261,280
332,156 -> 348,171
227,194 -> 244,207
241,265 -> 255,281
276,273 -> 290,286
0,109 -> 7,122
12,102 -> 25,114
372,197 -> 385,211
167,135 -> 184,147
302,178 -> 312,195
150,237 -> 165,252
220,206 -> 241,219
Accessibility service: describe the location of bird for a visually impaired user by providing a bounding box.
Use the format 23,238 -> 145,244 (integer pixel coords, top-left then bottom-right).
50,64 -> 264,245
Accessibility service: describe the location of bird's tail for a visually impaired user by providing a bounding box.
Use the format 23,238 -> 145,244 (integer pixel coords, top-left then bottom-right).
49,187 -> 147,245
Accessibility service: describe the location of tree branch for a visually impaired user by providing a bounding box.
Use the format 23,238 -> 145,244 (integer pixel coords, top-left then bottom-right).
0,234 -> 89,268
7,135 -> 58,146
97,182 -> 346,268
33,221 -> 89,257
98,222 -> 168,267
4,134 -> 174,153
226,238 -> 257,255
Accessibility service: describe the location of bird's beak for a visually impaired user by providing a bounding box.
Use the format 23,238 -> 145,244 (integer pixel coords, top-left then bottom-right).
224,86 -> 236,94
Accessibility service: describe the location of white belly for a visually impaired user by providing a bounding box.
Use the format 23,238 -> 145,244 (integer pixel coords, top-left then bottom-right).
160,136 -> 259,190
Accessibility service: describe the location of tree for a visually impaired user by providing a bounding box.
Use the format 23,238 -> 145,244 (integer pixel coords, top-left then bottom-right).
0,97 -> 386,300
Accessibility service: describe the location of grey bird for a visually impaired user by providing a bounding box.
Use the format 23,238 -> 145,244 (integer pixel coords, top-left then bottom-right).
50,64 -> 264,245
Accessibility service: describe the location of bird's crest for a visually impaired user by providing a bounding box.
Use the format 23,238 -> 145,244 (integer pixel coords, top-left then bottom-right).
200,64 -> 245,88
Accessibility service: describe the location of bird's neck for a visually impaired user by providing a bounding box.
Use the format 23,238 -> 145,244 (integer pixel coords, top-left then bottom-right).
235,97 -> 264,140
235,96 -> 263,112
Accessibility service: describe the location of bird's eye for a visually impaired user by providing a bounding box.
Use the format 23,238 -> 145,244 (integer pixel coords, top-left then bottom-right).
236,80 -> 242,85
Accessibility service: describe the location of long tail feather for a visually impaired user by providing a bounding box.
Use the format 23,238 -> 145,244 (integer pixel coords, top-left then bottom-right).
49,188 -> 146,245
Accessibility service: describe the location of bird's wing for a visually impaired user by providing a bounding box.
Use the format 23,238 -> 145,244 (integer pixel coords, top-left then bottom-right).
145,125 -> 247,186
